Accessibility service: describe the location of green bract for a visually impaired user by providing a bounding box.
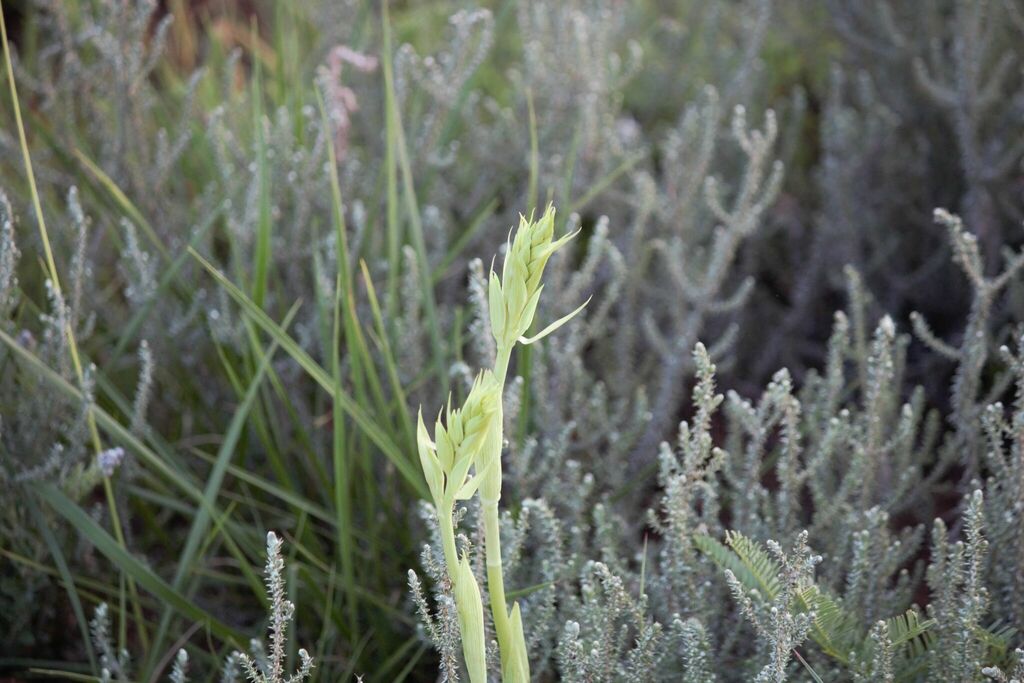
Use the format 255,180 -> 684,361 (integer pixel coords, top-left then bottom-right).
454,554 -> 488,682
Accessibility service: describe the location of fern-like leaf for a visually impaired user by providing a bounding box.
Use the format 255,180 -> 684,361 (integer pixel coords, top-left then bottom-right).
697,532 -> 937,680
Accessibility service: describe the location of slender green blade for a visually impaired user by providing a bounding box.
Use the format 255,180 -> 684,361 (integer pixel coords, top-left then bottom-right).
26,496 -> 97,674
190,248 -> 428,498
251,27 -> 273,309
147,304 -> 297,673
34,483 -> 242,644
381,0 -> 447,391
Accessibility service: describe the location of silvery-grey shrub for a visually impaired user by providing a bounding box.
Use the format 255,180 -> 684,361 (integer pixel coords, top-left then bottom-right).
1,0 -> 1023,680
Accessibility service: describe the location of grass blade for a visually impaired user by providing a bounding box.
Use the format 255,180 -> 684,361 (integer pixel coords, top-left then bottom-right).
251,36 -> 273,309
381,0 -> 447,391
26,496 -> 97,674
189,247 -> 428,498
147,304 -> 297,674
2,4 -> 147,647
71,148 -> 168,260
33,483 -> 242,644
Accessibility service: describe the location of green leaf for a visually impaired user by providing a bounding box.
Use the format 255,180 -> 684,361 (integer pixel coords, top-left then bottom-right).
149,303 -> 296,670
33,483 -> 243,645
518,296 -> 591,345
26,496 -> 97,674
696,532 -> 782,599
697,532 -> 936,673
189,247 -> 429,499
489,272 -> 505,341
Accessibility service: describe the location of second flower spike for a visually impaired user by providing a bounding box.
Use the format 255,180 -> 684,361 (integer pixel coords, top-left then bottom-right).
416,370 -> 501,509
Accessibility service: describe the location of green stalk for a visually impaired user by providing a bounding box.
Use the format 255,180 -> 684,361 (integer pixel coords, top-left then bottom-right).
483,344 -> 514,663
483,501 -> 512,653
493,344 -> 513,387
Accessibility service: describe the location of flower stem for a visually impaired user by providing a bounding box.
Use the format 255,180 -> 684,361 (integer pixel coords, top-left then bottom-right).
482,342 -> 520,677
494,343 -> 512,386
483,499 -> 511,642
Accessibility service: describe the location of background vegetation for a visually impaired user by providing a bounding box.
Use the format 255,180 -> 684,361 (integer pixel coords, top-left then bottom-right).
1,0 -> 1022,680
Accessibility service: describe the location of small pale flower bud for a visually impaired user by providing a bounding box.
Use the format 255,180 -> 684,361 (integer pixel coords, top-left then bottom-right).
97,447 -> 125,477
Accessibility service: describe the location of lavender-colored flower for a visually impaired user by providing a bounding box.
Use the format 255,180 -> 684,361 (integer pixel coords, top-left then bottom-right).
97,447 -> 125,477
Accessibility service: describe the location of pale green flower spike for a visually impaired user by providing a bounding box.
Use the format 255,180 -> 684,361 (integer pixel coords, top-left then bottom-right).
417,206 -> 583,682
416,370 -> 501,512
415,374 -> 501,683
488,205 -> 588,350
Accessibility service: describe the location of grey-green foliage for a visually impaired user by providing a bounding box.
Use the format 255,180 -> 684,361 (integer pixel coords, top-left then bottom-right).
393,0 -> 789,495
487,89 -> 785,508
2,0 -> 1024,679
911,209 -> 1024,477
630,97 -> 783,460
408,503 -> 476,681
926,490 -> 989,682
984,649 -> 1024,683
725,532 -> 819,683
982,336 -> 1024,630
410,206 -> 1023,680
852,620 -> 896,683
0,187 -> 96,487
0,188 -> 19,317
0,185 -> 150,651
555,563 -> 663,682
676,617 -> 717,683
752,0 -> 1024,388
88,531 -> 312,683
59,0 -> 202,202
0,0 -> 782,525
0,188 -> 101,650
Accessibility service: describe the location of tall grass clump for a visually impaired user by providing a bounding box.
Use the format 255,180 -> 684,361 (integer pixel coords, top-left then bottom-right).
0,0 -> 1022,681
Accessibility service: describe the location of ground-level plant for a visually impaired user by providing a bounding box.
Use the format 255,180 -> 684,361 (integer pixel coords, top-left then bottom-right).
89,531 -> 313,683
